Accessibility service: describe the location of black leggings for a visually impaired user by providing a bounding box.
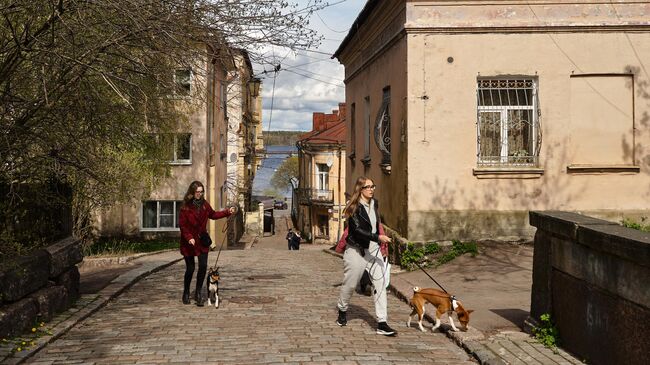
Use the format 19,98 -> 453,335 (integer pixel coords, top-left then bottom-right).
183,253 -> 208,294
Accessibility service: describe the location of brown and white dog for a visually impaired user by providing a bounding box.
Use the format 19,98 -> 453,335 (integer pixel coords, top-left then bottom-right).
206,267 -> 220,308
407,287 -> 473,332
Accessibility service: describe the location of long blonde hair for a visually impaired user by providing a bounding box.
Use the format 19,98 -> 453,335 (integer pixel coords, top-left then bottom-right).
343,176 -> 372,218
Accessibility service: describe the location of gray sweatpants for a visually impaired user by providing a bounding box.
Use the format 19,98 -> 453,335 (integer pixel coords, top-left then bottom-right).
337,241 -> 388,323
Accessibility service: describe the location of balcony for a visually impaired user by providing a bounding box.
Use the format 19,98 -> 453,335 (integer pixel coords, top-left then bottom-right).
296,188 -> 334,206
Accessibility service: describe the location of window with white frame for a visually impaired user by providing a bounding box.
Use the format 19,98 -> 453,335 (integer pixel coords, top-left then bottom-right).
160,133 -> 192,164
316,163 -> 330,190
141,200 -> 183,230
477,78 -> 540,166
175,69 -> 192,96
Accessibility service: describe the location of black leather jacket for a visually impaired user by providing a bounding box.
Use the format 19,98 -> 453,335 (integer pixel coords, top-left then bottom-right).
346,198 -> 381,250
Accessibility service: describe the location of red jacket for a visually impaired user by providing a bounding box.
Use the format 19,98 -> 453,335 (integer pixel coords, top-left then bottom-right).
179,201 -> 232,257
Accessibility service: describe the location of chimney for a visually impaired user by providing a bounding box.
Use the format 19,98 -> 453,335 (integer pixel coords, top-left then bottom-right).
313,112 -> 325,131
338,102 -> 347,122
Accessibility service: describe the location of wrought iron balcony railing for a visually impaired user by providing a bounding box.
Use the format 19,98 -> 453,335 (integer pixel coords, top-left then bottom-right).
295,188 -> 334,205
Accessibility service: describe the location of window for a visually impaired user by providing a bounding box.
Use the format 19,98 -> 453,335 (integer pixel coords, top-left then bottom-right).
175,69 -> 192,96
375,86 -> 391,166
316,163 -> 330,190
349,103 -> 356,160
220,81 -> 228,113
317,214 -> 329,237
477,78 -> 539,166
363,96 -> 370,164
142,200 -> 183,230
160,133 -> 191,164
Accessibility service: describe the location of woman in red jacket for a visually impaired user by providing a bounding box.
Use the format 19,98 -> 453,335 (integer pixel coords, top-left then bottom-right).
179,181 -> 235,306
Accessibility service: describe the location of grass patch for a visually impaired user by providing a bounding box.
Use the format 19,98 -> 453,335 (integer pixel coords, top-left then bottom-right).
621,217 -> 650,232
83,238 -> 178,257
400,240 -> 478,270
532,313 -> 560,351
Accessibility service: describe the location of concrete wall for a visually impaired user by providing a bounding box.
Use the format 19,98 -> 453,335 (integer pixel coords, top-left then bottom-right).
529,211 -> 650,365
338,0 -> 650,241
342,0 -> 409,235
406,29 -> 650,240
0,237 -> 82,338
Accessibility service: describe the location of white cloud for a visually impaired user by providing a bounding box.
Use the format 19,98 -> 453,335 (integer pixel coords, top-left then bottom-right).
253,0 -> 366,131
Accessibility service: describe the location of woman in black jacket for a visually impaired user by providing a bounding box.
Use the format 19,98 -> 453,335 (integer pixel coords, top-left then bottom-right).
335,176 -> 396,336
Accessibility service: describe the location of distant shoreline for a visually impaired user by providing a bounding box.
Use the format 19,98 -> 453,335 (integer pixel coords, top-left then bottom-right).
263,131 -> 306,146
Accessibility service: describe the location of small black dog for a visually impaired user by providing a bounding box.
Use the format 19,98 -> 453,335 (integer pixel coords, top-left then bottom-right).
206,267 -> 220,308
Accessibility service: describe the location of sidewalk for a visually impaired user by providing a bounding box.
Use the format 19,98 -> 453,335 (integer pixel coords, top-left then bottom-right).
325,241 -> 584,365
0,251 -> 182,364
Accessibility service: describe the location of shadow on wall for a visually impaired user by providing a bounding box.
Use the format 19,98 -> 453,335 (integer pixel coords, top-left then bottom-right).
409,66 -> 650,240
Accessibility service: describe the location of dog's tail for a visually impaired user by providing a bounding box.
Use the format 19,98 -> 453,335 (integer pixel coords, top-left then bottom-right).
413,286 -> 421,292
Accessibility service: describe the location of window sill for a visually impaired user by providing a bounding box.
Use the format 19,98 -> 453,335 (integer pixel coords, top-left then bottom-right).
473,167 -> 544,179
140,228 -> 180,232
566,164 -> 640,174
168,161 -> 192,166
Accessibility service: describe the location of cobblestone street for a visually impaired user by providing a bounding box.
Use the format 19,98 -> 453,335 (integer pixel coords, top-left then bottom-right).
26,240 -> 474,364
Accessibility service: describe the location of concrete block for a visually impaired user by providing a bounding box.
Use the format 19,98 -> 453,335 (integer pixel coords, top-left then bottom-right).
0,297 -> 38,338
29,285 -> 69,322
45,237 -> 83,278
54,266 -> 80,304
0,250 -> 50,303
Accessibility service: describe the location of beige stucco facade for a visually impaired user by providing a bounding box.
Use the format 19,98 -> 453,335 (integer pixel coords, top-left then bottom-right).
95,45 -> 234,246
336,0 -> 650,241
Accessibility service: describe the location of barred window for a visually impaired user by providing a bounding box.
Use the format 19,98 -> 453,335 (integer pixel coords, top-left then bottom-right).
374,86 -> 391,165
477,78 -> 540,166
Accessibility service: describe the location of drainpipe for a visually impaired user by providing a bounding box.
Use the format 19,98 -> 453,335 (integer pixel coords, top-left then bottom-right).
337,144 -> 342,243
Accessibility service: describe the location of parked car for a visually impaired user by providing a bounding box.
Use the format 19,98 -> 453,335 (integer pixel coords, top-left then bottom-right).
273,200 -> 288,210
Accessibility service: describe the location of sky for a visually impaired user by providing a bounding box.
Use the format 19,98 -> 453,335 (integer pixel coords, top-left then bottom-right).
255,0 -> 366,132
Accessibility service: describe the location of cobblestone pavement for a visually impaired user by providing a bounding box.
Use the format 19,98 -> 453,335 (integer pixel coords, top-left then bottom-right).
26,245 -> 475,364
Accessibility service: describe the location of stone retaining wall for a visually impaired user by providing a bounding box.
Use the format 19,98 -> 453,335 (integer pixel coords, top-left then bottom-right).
0,237 -> 82,338
528,211 -> 649,365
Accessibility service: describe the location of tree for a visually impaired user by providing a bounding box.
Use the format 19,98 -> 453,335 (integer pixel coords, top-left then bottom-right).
0,0 -> 322,251
271,156 -> 298,192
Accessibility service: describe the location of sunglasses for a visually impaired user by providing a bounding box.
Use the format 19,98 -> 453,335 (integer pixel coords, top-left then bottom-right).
362,185 -> 376,190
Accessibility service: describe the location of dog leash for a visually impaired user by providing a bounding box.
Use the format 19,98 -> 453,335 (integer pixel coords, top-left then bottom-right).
393,241 -> 451,295
212,206 -> 237,269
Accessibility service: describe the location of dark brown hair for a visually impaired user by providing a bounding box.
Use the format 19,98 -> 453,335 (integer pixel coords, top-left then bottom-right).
343,176 -> 372,218
183,180 -> 205,208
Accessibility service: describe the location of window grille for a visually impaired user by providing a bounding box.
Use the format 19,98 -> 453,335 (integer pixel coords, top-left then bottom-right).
374,87 -> 391,165
477,78 -> 540,166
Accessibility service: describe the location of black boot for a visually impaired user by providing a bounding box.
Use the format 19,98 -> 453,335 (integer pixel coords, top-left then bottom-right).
195,289 -> 205,307
336,309 -> 347,326
182,291 -> 190,305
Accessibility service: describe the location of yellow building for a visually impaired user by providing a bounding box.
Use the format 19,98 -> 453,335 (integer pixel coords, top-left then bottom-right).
295,104 -> 347,244
334,0 -> 650,241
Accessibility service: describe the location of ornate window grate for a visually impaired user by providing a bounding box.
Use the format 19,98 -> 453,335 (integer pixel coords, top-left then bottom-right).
374,87 -> 391,165
476,78 -> 541,167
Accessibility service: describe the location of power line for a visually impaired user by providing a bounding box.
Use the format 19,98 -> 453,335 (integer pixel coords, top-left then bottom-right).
283,69 -> 344,88
315,11 -> 350,34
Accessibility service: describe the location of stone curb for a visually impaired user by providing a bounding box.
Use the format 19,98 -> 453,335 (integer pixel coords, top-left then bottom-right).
78,249 -> 176,268
322,248 -> 506,365
2,252 -> 182,364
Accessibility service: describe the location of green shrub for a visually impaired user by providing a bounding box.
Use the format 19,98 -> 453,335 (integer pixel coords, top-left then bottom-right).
435,240 -> 478,267
532,313 -> 560,350
83,238 -> 178,257
621,217 -> 650,232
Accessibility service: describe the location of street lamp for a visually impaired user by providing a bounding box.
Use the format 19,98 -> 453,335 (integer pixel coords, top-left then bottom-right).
247,77 -> 261,98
